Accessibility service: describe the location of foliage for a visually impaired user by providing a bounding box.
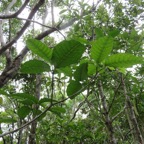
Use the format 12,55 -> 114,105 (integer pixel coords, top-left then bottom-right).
0,0 -> 144,144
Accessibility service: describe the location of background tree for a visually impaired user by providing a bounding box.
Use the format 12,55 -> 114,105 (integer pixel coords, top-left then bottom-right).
0,0 -> 144,143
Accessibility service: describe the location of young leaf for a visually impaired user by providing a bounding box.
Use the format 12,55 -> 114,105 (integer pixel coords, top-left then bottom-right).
91,36 -> 113,63
74,63 -> 88,81
17,106 -> 31,119
26,39 -> 52,62
20,59 -> 50,74
67,80 -> 82,99
105,53 -> 143,68
52,40 -> 86,68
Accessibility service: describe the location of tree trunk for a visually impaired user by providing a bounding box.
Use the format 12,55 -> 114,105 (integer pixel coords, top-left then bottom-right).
121,74 -> 144,144
98,80 -> 117,144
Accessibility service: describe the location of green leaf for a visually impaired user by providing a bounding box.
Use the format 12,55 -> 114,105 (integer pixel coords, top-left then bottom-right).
26,39 -> 52,62
33,109 -> 46,120
0,97 -> 3,105
91,36 -> 113,63
67,80 -> 82,99
49,107 -> 66,118
59,9 -> 67,14
10,93 -> 38,104
74,63 -> 88,81
88,64 -> 96,75
108,29 -> 120,37
50,107 -> 66,114
52,40 -> 86,68
19,99 -> 34,105
20,59 -> 50,74
0,118 -> 17,124
17,106 -> 31,119
0,89 -> 9,96
39,98 -> 57,105
105,54 -> 143,68
56,67 -> 72,77
39,98 -> 51,104
95,28 -> 104,39
73,37 -> 88,44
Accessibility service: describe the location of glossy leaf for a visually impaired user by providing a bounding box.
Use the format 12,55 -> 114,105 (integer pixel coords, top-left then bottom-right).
20,59 -> 50,74
105,53 -> 143,68
91,36 -> 113,63
67,80 -> 82,99
26,39 -> 52,62
52,40 -> 86,68
17,106 -> 31,119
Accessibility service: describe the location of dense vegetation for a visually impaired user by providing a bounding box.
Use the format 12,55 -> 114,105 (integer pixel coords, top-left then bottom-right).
0,0 -> 144,143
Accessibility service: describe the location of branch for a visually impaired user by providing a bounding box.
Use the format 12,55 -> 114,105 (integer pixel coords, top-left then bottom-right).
121,74 -> 144,143
0,77 -> 95,137
0,97 -> 68,137
51,0 -> 55,26
16,17 -> 66,39
0,0 -> 30,19
0,0 -> 17,67
69,94 -> 89,123
0,26 -> 56,88
69,100 -> 85,122
98,80 -> 117,144
0,20 -> 4,46
108,78 -> 123,113
0,0 -> 45,55
0,3 -> 98,88
5,0 -> 17,15
42,3 -> 48,32
112,105 -> 126,121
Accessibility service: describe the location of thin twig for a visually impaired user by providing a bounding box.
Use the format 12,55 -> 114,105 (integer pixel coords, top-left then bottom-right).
0,75 -> 97,137
112,105 -> 126,121
0,0 -> 45,55
0,0 -> 30,19
16,17 -> 66,39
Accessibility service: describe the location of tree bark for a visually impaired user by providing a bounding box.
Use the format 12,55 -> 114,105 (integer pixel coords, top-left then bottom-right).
121,75 -> 144,144
98,80 -> 117,144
